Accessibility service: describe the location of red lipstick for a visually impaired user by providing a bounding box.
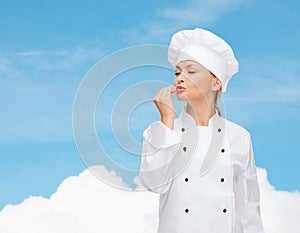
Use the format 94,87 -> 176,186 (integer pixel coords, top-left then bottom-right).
176,86 -> 186,92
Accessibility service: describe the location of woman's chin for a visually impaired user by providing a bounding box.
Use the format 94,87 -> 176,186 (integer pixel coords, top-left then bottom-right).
176,95 -> 188,102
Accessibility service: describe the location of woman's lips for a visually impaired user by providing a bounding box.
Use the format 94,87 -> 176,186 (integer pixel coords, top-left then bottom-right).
176,86 -> 186,92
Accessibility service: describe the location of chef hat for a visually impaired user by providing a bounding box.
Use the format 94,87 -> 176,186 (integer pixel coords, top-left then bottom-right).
167,28 -> 239,93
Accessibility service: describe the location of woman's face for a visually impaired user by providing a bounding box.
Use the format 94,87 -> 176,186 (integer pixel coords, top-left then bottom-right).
174,60 -> 220,103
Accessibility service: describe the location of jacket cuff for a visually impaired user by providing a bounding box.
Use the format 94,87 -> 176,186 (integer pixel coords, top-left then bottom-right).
142,121 -> 181,149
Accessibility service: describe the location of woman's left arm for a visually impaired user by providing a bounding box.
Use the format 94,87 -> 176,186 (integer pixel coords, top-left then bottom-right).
235,133 -> 265,233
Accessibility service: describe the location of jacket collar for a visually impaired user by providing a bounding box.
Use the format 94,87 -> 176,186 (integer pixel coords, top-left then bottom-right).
178,106 -> 219,129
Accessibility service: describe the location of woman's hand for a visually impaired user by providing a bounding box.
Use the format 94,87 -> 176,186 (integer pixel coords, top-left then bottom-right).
153,86 -> 176,130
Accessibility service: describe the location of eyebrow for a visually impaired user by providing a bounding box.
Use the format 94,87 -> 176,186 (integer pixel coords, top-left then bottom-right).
175,64 -> 198,69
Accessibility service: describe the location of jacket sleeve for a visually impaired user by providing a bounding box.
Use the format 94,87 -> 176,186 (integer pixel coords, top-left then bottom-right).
139,121 -> 181,194
235,133 -> 265,233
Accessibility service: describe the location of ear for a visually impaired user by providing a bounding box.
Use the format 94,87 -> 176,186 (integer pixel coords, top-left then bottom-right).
211,76 -> 222,92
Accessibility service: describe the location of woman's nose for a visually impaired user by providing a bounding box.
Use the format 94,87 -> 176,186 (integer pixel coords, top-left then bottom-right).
175,78 -> 184,85
174,74 -> 184,84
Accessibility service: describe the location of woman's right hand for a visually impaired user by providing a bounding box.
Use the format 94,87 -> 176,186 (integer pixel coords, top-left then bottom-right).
153,86 -> 177,129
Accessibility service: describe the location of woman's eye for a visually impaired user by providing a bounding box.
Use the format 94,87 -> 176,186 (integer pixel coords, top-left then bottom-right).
188,71 -> 196,74
174,72 -> 180,76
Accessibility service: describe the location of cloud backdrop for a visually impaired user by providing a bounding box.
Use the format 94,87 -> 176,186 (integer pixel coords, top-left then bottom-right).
0,166 -> 299,233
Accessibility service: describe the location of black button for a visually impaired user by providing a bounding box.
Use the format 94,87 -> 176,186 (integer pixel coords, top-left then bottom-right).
221,149 -> 225,153
185,208 -> 189,213
185,178 -> 189,182
183,146 -> 187,152
218,128 -> 221,132
181,128 -> 185,132
220,178 -> 225,182
223,209 -> 227,213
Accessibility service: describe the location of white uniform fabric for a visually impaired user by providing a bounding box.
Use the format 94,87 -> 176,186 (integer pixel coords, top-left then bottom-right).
139,107 -> 265,233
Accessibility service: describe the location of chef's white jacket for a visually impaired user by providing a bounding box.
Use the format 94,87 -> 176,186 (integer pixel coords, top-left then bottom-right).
139,107 -> 265,233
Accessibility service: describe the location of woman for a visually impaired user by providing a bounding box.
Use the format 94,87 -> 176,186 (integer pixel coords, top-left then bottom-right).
139,28 -> 265,233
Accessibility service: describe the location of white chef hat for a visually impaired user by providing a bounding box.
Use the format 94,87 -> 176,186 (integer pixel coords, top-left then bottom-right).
167,28 -> 239,93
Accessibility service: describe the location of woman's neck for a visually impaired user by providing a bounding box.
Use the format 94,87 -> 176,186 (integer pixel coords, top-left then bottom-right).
186,102 -> 215,126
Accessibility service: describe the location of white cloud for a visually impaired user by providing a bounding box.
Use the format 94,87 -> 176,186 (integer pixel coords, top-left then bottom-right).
0,165 -> 158,233
0,166 -> 299,233
0,42 -> 107,145
0,57 -> 22,79
226,56 -> 300,103
158,0 -> 249,25
0,57 -> 11,71
7,42 -> 105,72
10,50 -> 68,57
122,0 -> 252,42
258,168 -> 300,233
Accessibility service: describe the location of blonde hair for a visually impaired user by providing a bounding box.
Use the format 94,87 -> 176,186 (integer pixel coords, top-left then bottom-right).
209,71 -> 222,117
215,86 -> 222,117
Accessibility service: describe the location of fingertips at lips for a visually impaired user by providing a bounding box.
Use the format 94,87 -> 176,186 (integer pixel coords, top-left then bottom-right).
170,86 -> 176,93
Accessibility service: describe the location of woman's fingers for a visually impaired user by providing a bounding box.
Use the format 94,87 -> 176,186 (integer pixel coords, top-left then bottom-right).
154,86 -> 171,106
153,86 -> 176,119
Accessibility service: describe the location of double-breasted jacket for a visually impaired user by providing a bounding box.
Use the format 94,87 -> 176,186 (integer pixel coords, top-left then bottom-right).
139,107 -> 265,233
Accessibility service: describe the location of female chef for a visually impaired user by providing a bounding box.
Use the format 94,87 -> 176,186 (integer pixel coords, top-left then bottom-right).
139,28 -> 265,233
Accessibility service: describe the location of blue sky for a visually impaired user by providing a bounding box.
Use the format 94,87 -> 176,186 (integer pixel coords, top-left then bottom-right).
0,0 -> 299,210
